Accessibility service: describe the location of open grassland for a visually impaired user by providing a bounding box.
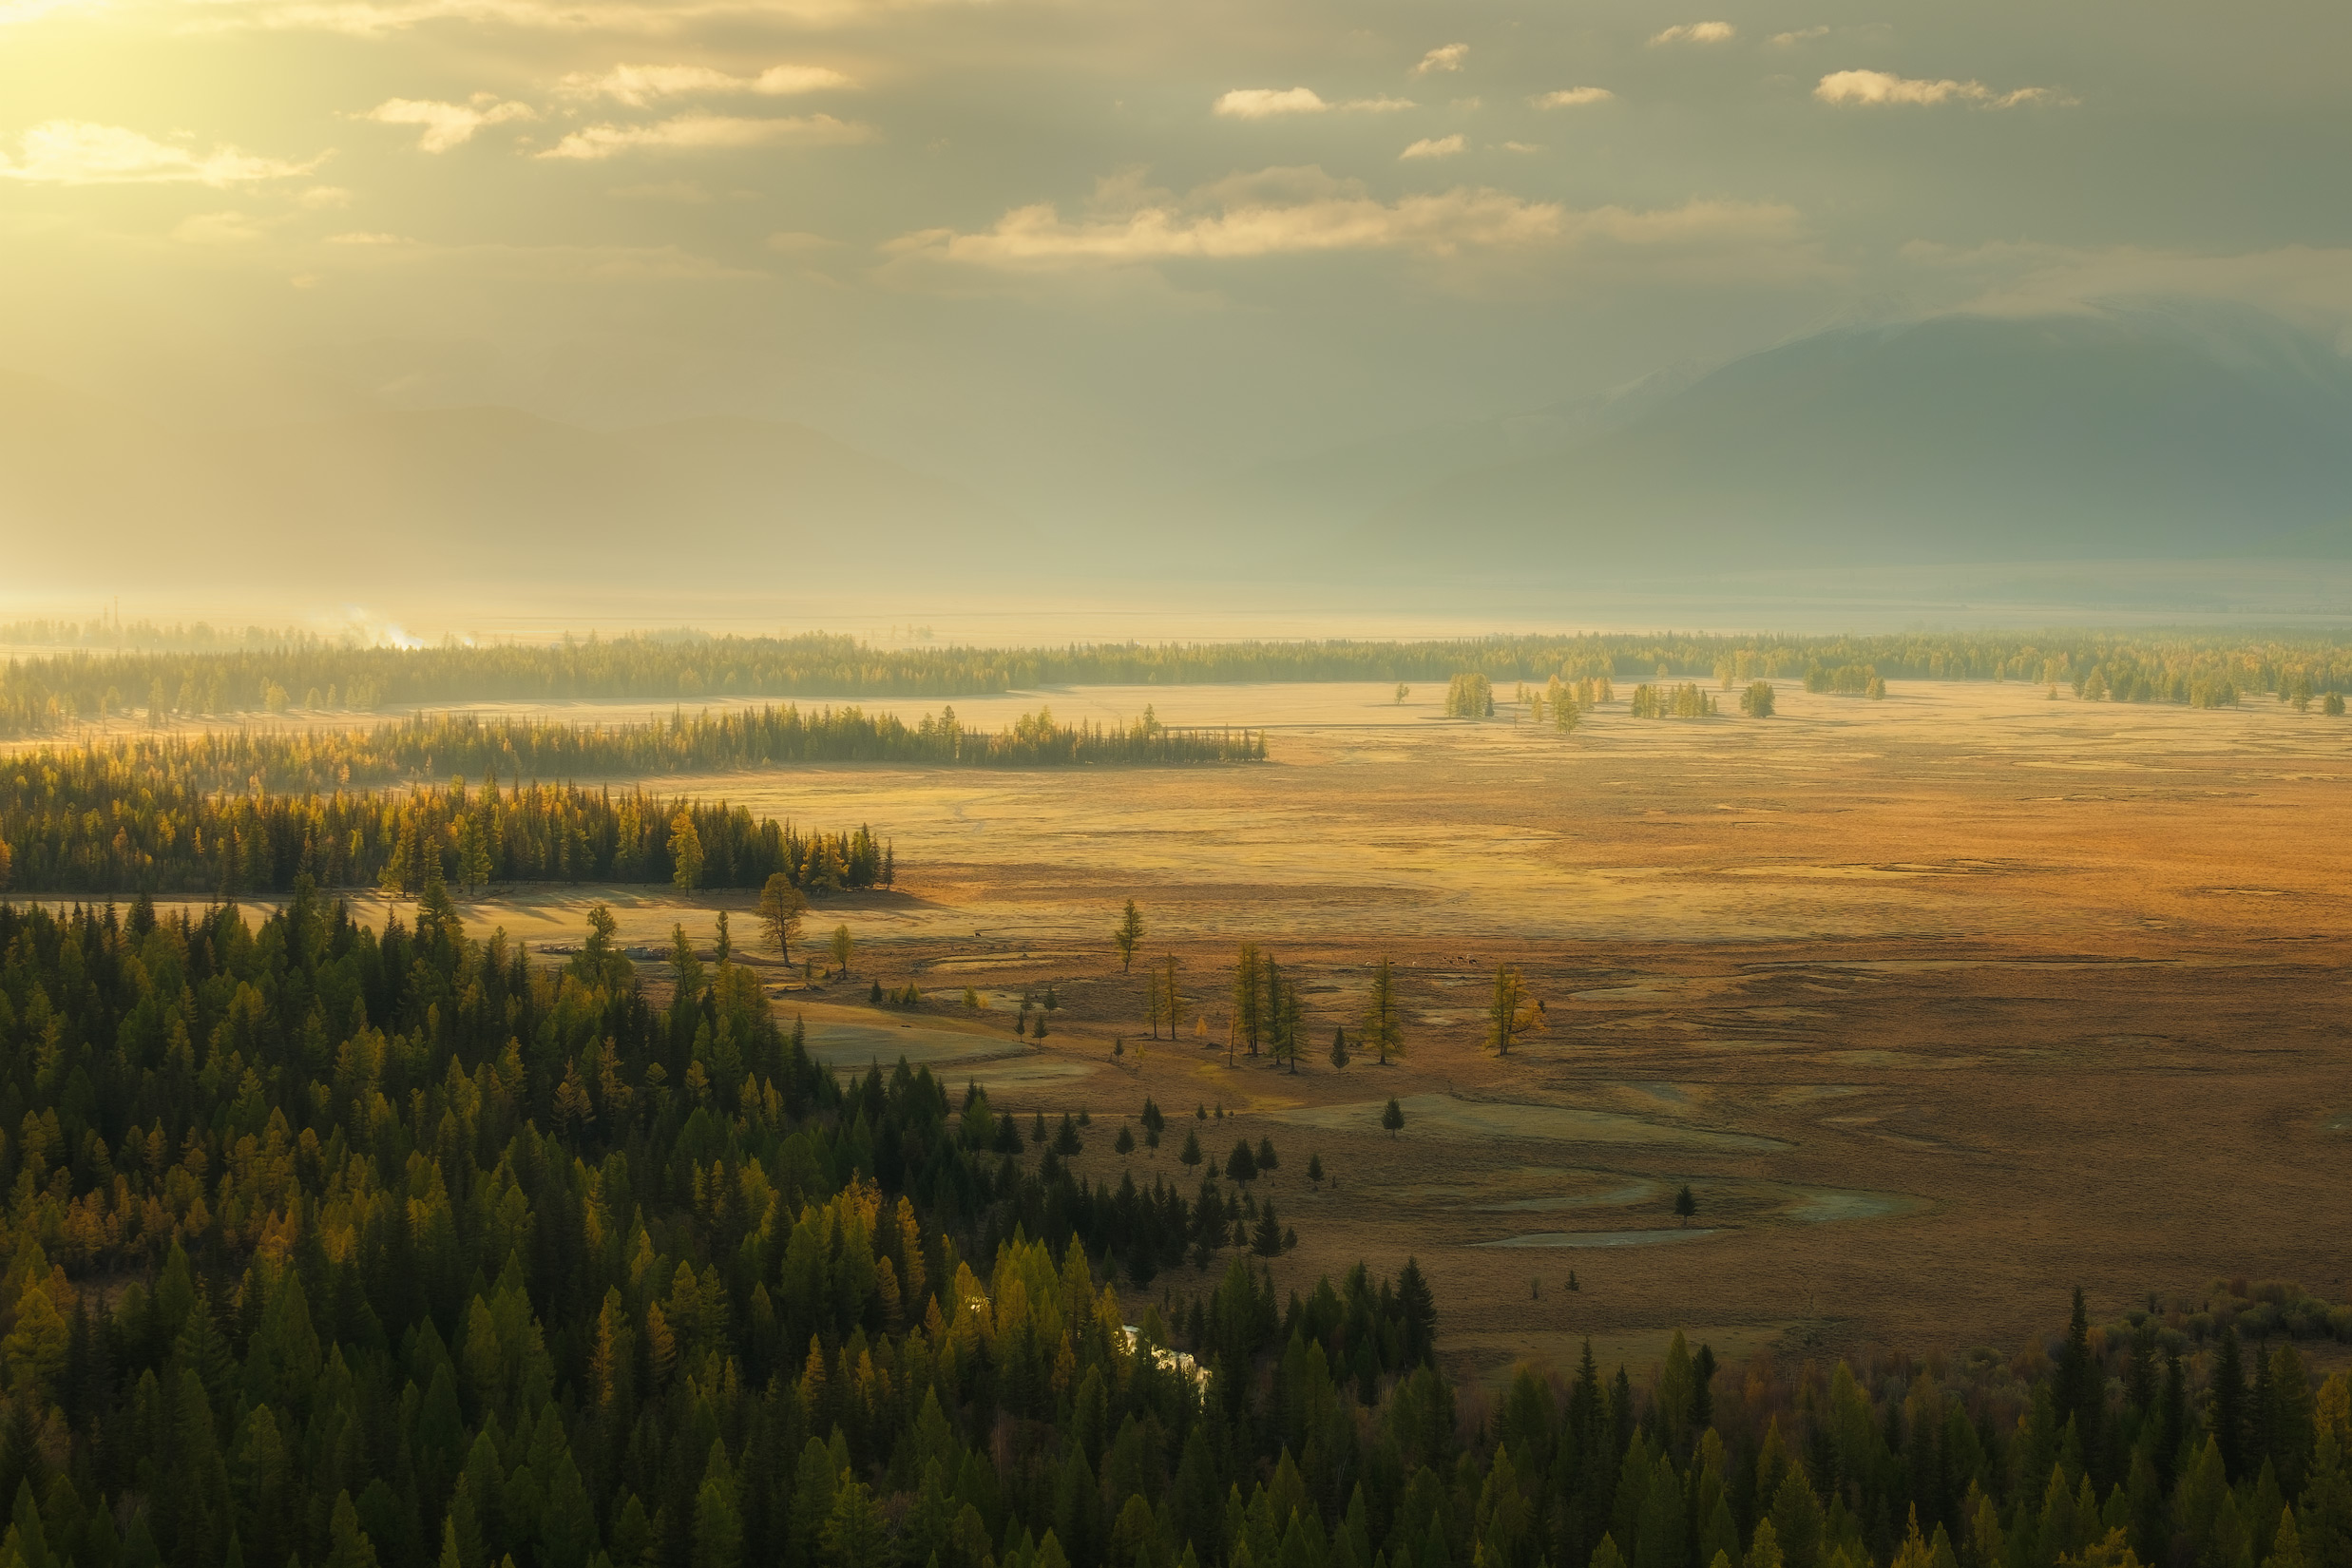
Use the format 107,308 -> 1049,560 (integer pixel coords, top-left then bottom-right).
96,678 -> 2352,1382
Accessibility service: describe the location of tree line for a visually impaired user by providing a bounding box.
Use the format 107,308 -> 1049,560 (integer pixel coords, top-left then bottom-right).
0,763 -> 889,896
2,893 -> 2352,1568
14,630 -> 2352,736
0,890 -> 1425,1568
0,704 -> 1265,781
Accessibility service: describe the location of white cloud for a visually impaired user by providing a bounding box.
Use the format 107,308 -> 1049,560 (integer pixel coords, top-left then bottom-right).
0,0 -> 94,23
172,0 -> 983,35
1815,69 -> 2069,107
1650,21 -> 1734,45
1213,87 -> 1413,119
1400,134 -> 1465,161
558,62 -> 851,105
361,97 -> 534,152
1533,86 -> 1614,108
1500,142 -> 1543,154
325,229 -> 406,243
0,121 -> 317,185
1769,27 -> 1829,45
538,112 -> 869,159
1215,87 -> 1327,119
1414,43 -> 1468,76
882,166 -> 1823,292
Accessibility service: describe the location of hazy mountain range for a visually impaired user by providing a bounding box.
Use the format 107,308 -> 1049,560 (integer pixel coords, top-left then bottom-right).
1349,298 -> 2352,567
7,297 -> 2352,595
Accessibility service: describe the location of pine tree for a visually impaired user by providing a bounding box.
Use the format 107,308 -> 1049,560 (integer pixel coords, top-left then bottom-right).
1329,1025 -> 1349,1070
1383,1099 -> 1405,1138
1115,900 -> 1145,971
1362,956 -> 1404,1064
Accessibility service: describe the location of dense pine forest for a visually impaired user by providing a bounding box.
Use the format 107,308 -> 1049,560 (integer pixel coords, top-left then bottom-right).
0,893 -> 2349,1568
0,766 -> 889,897
8,631 -> 2352,737
0,708 -> 1263,794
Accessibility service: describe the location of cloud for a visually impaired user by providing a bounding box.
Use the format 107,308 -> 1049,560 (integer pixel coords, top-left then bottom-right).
0,0 -> 93,23
1532,86 -> 1614,108
1815,69 -> 2069,107
1500,142 -> 1543,153
1413,43 -> 1468,76
325,230 -> 406,243
558,63 -> 851,105
173,0 -> 984,36
297,184 -> 352,207
1213,87 -> 1413,119
1650,21 -> 1734,45
361,97 -> 535,152
882,166 -> 1825,296
1400,134 -> 1465,161
538,112 -> 870,159
0,121 -> 318,185
1769,26 -> 1829,45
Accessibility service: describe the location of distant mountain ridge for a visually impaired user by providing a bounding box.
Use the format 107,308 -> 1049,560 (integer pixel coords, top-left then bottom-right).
1362,299 -> 2352,567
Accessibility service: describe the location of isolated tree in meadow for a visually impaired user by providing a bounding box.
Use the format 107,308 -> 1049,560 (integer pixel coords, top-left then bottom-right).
1252,1202 -> 1284,1256
1674,1184 -> 1697,1228
1307,1153 -> 1324,1189
1485,965 -> 1546,1056
829,924 -> 854,979
668,811 -> 703,890
1382,1099 -> 1405,1138
1115,1124 -> 1135,1156
1054,1114 -> 1081,1156
1254,1137 -> 1278,1176
1741,681 -> 1776,717
1179,1129 -> 1202,1170
1115,900 -> 1145,971
1329,1025 -> 1349,1070
1264,958 -> 1303,1072
1362,956 -> 1404,1064
1233,945 -> 1265,1058
1161,954 -> 1184,1040
1395,682 -> 1410,704
1444,672 -> 1496,718
757,873 -> 808,962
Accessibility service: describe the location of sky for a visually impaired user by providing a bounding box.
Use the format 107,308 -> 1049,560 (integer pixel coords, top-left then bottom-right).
4,0 -> 2351,523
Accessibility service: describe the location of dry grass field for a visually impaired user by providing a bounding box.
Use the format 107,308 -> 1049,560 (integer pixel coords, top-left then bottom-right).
115,679 -> 2352,1382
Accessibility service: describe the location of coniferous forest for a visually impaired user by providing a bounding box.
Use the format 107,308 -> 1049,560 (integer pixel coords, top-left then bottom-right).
7,631 -> 2352,737
0,768 -> 889,898
0,891 -> 2349,1568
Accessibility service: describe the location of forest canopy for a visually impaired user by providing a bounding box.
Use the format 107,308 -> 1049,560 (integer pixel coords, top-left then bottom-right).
0,894 -> 2347,1568
8,629 -> 2352,736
